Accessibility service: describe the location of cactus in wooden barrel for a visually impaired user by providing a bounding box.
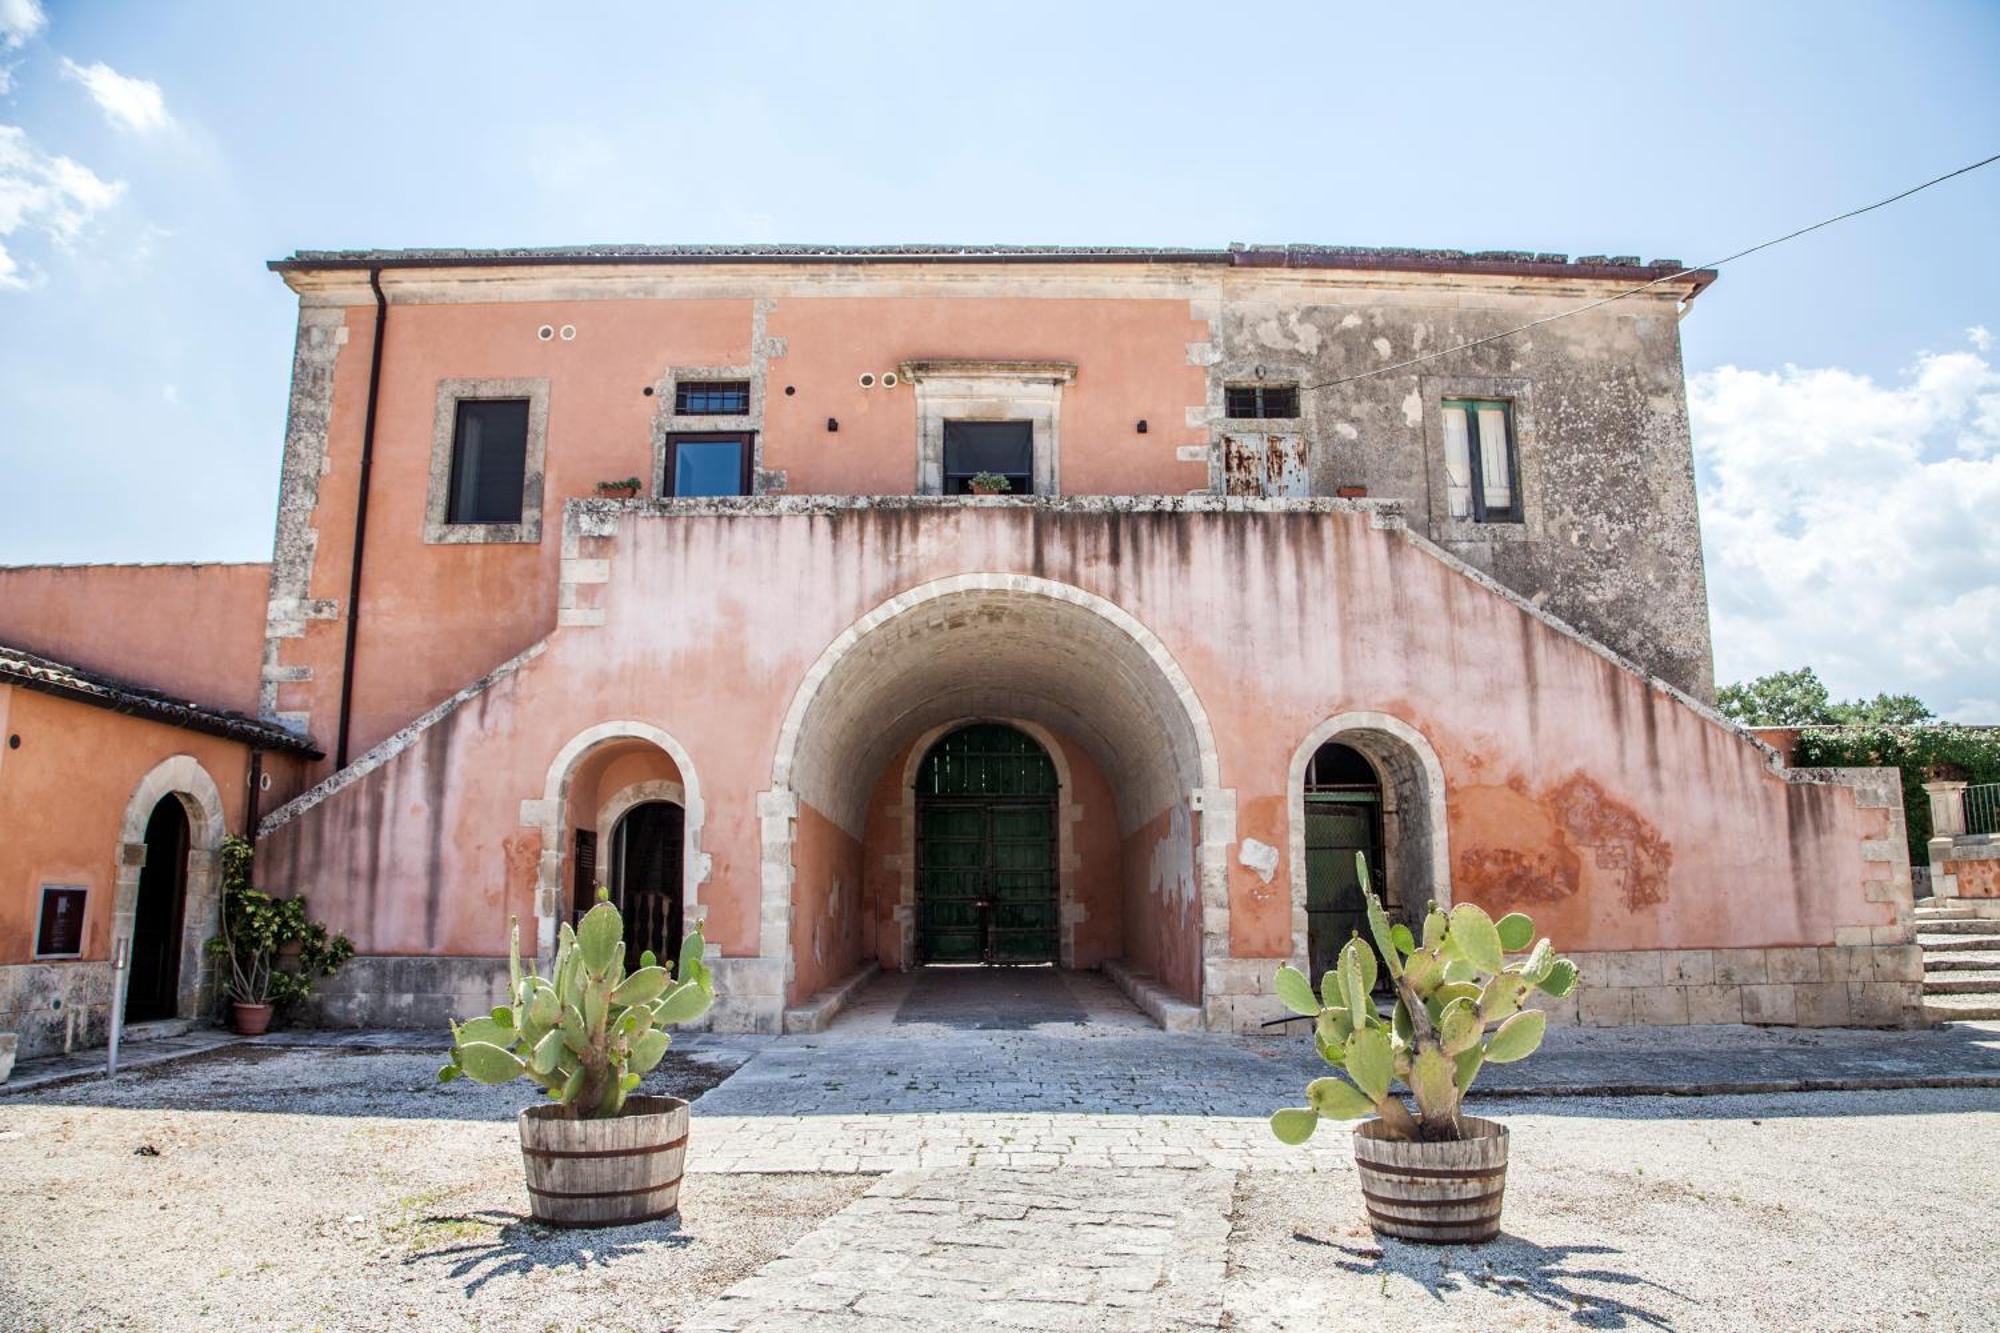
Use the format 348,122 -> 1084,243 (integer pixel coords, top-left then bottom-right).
1270,854 -> 1577,1144
439,893 -> 713,1118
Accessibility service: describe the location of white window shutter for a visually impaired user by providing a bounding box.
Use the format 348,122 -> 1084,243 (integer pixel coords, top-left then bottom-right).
1442,406 -> 1472,519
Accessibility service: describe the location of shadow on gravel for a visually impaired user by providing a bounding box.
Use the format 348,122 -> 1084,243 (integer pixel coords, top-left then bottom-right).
405,1210 -> 691,1296
1303,1232 -> 1683,1329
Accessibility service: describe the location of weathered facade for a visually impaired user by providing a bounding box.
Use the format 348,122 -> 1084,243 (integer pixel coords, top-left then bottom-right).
0,566 -> 319,1058
0,244 -> 1923,1053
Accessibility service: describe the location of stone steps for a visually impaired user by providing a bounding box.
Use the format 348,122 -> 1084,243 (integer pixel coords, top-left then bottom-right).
1915,933 -> 2000,952
1915,909 -> 2000,1022
1910,917 -> 2000,935
1923,994 -> 2000,1022
1924,951 -> 2000,972
1922,970 -> 2000,995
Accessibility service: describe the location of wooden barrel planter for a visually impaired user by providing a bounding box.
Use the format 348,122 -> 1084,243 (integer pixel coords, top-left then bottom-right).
518,1094 -> 689,1228
1353,1116 -> 1509,1244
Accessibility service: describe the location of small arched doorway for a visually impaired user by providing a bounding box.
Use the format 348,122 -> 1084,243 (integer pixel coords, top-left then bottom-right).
603,801 -> 685,974
126,796 -> 190,1022
1303,742 -> 1385,982
914,723 -> 1060,965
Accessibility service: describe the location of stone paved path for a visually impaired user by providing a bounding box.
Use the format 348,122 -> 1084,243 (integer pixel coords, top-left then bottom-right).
683,1169 -> 1233,1332
668,972 -> 2000,1330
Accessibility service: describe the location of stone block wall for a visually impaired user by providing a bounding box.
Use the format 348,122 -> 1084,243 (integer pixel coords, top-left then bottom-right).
300,956 -> 509,1031
0,961 -> 113,1060
1529,945 -> 1926,1030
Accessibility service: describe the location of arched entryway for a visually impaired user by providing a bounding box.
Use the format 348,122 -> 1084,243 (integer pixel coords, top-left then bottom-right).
914,723 -> 1060,965
765,573 -> 1230,1027
114,755 -> 227,1025
1301,742 -> 1385,981
1287,712 -> 1451,979
126,796 -> 191,1022
605,800 -> 685,973
524,721 -> 706,965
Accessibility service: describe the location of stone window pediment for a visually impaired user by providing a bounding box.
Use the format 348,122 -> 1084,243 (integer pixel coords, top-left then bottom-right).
901,360 -> 1077,497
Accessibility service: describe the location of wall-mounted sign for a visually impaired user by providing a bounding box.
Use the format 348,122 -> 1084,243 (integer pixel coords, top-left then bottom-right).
35,884 -> 88,958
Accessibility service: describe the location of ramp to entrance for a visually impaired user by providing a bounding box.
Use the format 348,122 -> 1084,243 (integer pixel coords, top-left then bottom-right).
831,966 -> 1156,1033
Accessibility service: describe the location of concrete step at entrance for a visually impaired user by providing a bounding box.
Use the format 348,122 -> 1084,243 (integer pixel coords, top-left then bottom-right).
120,1018 -> 196,1044
1914,905 -> 1985,921
1922,970 -> 2000,995
1924,994 -> 2000,1022
1922,951 -> 2000,972
1915,933 -> 2000,952
1910,917 -> 2000,935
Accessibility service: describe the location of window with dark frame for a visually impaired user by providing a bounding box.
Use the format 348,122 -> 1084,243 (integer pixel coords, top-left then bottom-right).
1441,398 -> 1520,523
674,380 -> 752,416
1225,383 -> 1301,419
664,432 -> 754,497
445,398 -> 531,524
941,420 -> 1034,495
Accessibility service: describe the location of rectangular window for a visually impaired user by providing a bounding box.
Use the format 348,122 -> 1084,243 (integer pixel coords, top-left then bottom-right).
446,399 -> 531,524
674,380 -> 751,415
942,420 -> 1034,495
1225,383 -> 1301,419
666,432 -> 753,496
1441,398 -> 1519,522
35,884 -> 87,958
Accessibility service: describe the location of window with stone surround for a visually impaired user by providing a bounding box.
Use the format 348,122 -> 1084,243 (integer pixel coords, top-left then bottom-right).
423,378 -> 549,544
674,380 -> 751,416
1441,398 -> 1520,523
1225,383 -> 1301,419
663,432 -> 754,497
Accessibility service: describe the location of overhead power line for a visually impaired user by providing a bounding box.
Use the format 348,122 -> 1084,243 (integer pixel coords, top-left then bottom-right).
1300,150 -> 2000,393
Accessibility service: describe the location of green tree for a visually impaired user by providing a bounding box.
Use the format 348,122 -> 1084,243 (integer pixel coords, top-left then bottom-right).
1827,692 -> 1936,726
1716,666 -> 1835,726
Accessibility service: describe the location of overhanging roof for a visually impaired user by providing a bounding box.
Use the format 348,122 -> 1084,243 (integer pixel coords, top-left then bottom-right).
0,642 -> 322,757
268,243 -> 1716,296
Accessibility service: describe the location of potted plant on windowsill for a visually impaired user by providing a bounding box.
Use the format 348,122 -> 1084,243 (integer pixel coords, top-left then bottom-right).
205,836 -> 355,1035
595,477 -> 643,500
439,894 -> 714,1228
1269,854 -> 1578,1244
968,471 -> 1012,496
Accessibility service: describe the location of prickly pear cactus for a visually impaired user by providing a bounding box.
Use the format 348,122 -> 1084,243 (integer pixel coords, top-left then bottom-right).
1269,854 -> 1577,1144
438,894 -> 715,1118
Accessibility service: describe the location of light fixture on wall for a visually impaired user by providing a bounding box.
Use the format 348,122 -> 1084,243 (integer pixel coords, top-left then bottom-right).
1136,419 -> 1148,434
827,417 -> 839,433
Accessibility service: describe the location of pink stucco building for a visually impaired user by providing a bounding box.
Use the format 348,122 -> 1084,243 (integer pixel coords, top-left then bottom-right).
0,244 -> 1923,1054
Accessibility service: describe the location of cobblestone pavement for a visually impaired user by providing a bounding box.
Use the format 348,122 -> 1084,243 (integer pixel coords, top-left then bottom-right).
670,973 -> 2000,1331
684,1169 -> 1233,1332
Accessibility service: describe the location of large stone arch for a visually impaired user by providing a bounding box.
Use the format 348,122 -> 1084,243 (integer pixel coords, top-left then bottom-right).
763,573 -> 1232,1014
114,755 -> 228,1022
1286,711 -> 1452,974
525,721 -> 707,961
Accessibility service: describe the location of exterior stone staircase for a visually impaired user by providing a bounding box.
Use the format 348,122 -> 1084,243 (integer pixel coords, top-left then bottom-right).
1915,901 -> 2000,1022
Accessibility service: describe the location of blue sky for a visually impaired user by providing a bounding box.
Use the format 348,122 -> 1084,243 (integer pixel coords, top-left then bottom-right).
1,1 -> 1996,715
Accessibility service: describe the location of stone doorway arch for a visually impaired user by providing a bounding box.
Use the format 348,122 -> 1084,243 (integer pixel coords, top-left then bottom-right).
114,755 -> 227,1023
1286,712 -> 1451,977
764,573 -> 1234,1025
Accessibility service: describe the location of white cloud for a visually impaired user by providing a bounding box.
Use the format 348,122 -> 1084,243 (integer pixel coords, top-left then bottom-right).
0,0 -> 45,49
0,121 -> 124,287
60,57 -> 169,133
1972,325 -> 1995,354
1692,334 -> 2000,723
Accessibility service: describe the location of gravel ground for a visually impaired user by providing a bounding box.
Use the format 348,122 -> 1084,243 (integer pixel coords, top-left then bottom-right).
1227,1087 -> 2000,1332
5,1046 -> 1997,1331
0,1049 -> 867,1333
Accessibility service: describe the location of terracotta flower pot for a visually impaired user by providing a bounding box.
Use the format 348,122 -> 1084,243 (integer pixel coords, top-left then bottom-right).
1336,485 -> 1369,499
596,485 -> 640,500
518,1095 -> 689,1228
230,1002 -> 274,1036
1353,1116 -> 1509,1244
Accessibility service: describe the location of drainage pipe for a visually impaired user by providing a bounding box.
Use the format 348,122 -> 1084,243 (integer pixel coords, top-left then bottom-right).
334,268 -> 388,770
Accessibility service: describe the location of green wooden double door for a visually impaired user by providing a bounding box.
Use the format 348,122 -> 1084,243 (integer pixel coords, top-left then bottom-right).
915,724 -> 1060,965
